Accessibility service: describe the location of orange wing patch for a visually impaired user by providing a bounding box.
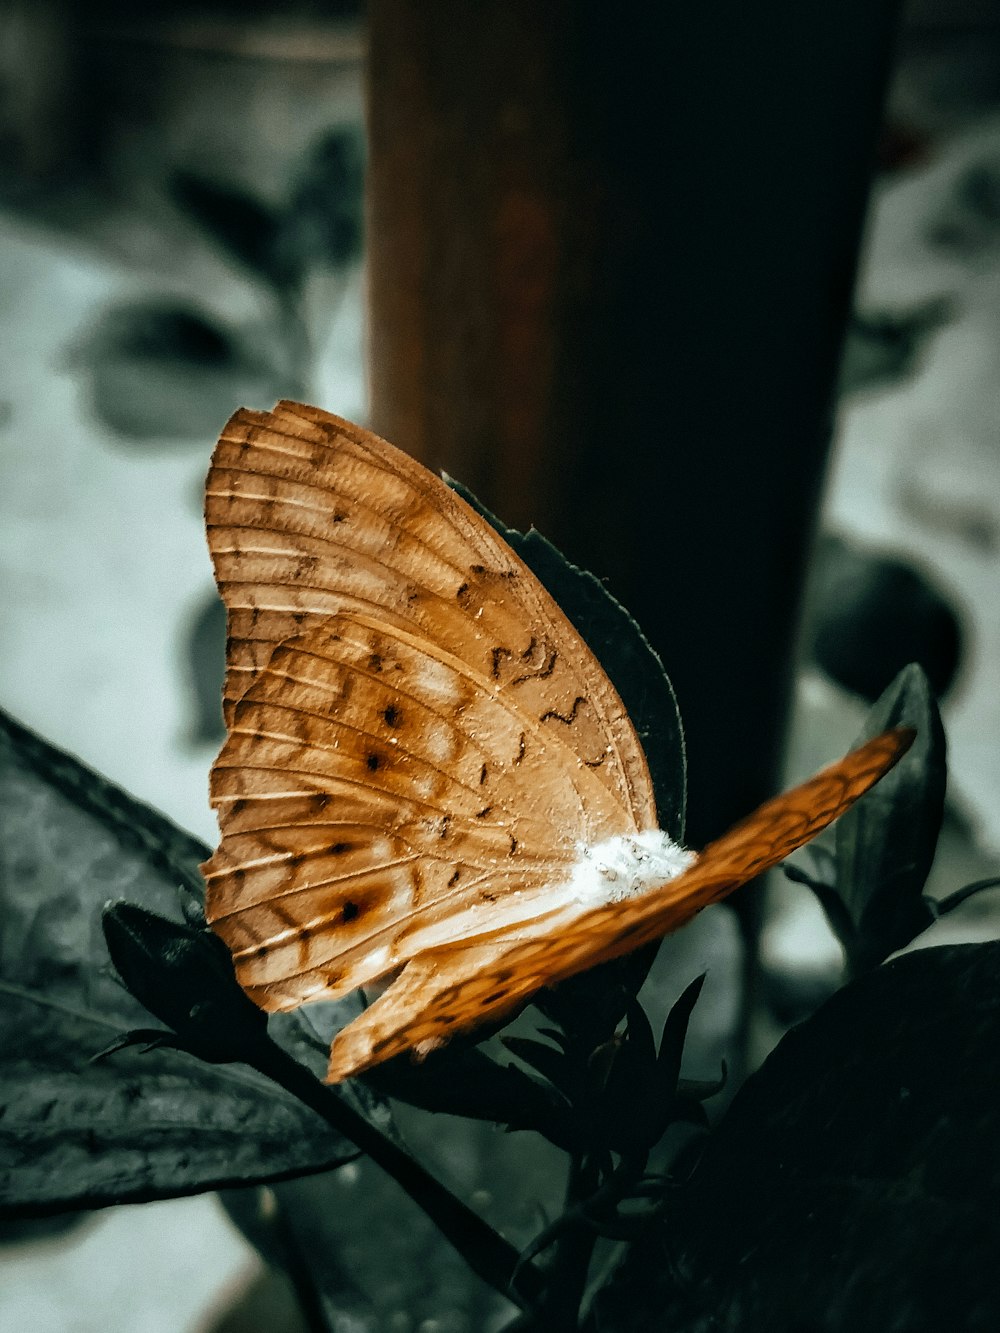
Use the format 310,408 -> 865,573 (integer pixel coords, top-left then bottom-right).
203,611 -> 634,1010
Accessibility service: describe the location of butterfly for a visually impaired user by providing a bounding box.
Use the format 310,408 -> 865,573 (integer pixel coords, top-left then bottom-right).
201,401 -> 913,1083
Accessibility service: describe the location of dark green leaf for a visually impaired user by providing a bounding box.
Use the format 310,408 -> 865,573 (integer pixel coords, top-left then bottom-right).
624,998 -> 657,1068
362,1042 -> 575,1150
0,709 -> 362,1217
0,1213 -> 90,1245
102,902 -> 268,1064
246,1114 -> 528,1333
502,1036 -> 579,1103
279,128 -> 366,275
221,1184 -> 377,1333
782,847 -> 856,957
592,1002 -> 660,1155
446,478 -> 685,838
592,983 -> 709,1157
677,1068 -> 727,1102
806,537 -> 963,701
593,942 -> 1000,1332
275,997 -> 563,1148
532,968 -> 640,1052
931,875 -> 1000,918
838,300 -> 952,399
834,664 -> 945,972
654,973 -> 706,1101
272,991 -> 576,1148
171,172 -> 285,283
0,707 -> 205,923
68,300 -> 290,444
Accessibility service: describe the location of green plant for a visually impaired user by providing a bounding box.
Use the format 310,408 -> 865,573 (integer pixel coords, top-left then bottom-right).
0,499 -> 993,1332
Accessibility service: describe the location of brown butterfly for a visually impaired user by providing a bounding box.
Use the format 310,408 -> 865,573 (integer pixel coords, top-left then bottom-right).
201,401 -> 912,1083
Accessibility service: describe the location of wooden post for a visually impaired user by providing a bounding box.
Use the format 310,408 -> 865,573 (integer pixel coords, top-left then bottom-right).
365,1 -> 899,844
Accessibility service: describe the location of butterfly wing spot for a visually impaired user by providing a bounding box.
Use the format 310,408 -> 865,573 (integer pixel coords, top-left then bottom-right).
447,869 -> 461,886
295,554 -> 320,579
540,696 -> 587,726
342,901 -> 359,922
366,752 -> 382,772
468,563 -> 517,583
479,764 -> 487,785
421,726 -> 459,766
490,647 -> 512,680
410,656 -> 463,709
383,703 -> 402,728
511,646 -> 557,686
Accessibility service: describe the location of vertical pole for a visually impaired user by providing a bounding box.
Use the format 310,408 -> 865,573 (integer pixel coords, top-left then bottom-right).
365,1 -> 574,536
365,1 -> 900,844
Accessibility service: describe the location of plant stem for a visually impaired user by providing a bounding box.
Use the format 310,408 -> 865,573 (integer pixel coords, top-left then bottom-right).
250,1034 -> 544,1311
265,1190 -> 337,1333
548,1153 -> 601,1329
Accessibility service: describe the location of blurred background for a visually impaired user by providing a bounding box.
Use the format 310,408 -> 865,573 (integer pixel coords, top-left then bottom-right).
1,1 -> 1000,1329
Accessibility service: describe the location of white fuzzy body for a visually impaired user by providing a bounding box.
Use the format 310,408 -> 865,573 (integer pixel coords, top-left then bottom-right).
359,830 -> 697,970
568,830 -> 696,907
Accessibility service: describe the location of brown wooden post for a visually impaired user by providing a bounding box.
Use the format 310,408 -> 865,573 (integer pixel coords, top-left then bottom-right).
365,1 -> 577,537
365,2 -> 900,845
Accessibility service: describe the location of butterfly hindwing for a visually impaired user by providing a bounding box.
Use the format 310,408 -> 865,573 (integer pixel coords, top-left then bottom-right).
203,612 -> 633,1010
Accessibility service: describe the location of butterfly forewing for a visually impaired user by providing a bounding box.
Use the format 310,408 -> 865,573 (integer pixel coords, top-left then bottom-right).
324,727 -> 914,1080
206,401 -> 656,826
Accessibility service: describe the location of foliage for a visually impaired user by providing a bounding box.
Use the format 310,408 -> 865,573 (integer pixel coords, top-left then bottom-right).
1,507 -> 997,1329
70,127 -> 365,445
784,662 -> 948,976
